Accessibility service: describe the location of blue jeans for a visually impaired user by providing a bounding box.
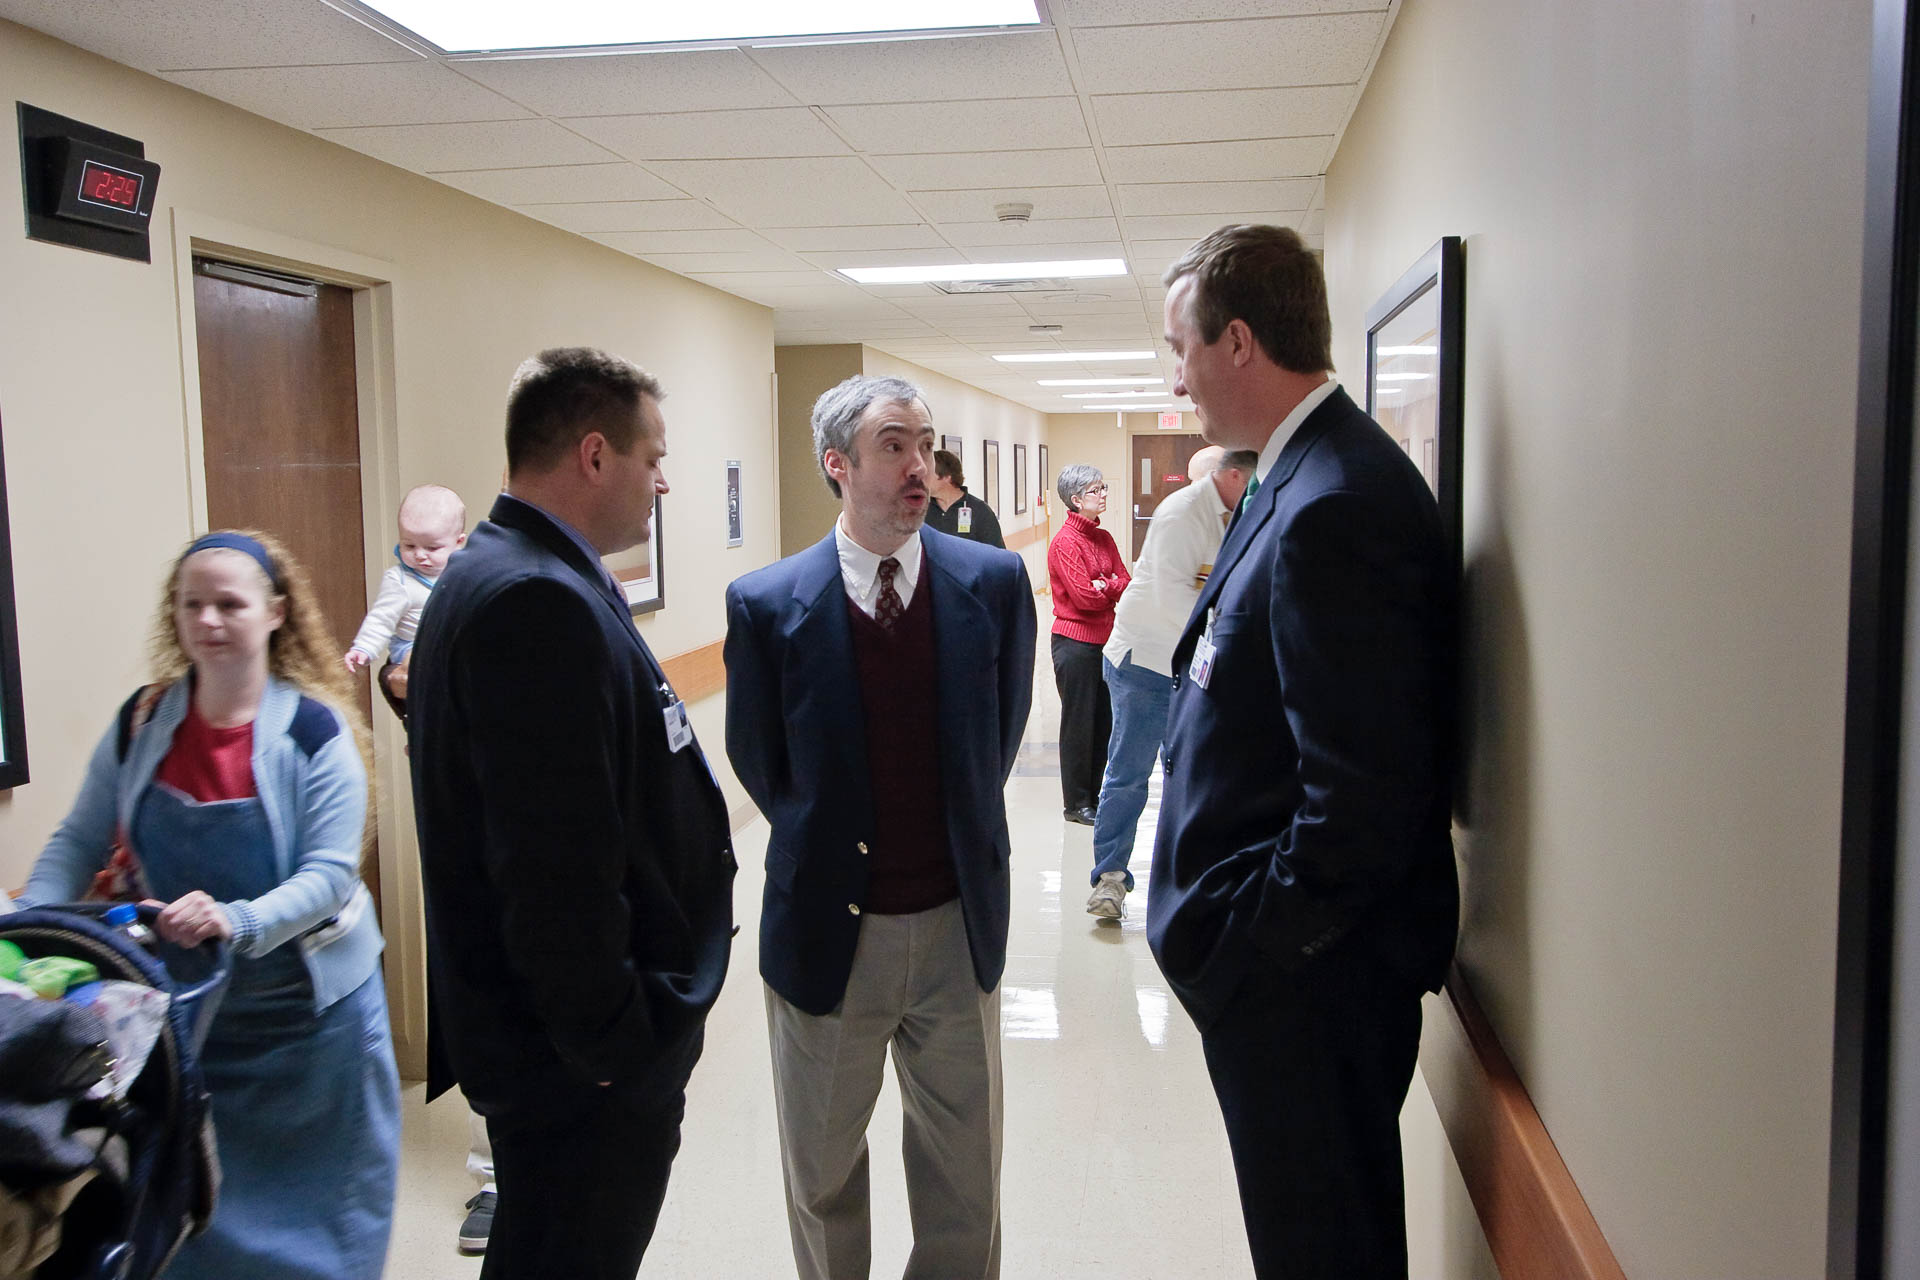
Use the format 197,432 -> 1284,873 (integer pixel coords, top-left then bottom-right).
1091,653 -> 1173,889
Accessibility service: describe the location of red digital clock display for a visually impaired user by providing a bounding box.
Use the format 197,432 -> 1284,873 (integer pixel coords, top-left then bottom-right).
78,158 -> 142,210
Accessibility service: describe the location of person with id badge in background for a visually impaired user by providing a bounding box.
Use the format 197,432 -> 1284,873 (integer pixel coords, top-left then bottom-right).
408,347 -> 737,1280
926,448 -> 1006,548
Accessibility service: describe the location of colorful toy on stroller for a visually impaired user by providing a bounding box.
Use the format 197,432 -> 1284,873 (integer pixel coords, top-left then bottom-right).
0,902 -> 229,1280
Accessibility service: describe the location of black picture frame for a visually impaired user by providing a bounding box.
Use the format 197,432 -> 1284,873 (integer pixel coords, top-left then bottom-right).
1365,236 -> 1465,570
609,495 -> 665,616
941,433 -> 963,458
0,407 -> 28,788
981,440 -> 1001,513
1037,443 -> 1050,510
1013,443 -> 1028,514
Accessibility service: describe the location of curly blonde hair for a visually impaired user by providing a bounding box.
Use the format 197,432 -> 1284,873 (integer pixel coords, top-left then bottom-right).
149,529 -> 376,858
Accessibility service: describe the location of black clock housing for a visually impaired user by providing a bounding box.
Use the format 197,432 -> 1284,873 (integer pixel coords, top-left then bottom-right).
17,102 -> 162,262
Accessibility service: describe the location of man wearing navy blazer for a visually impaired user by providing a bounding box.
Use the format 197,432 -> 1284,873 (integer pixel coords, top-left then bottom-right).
1148,226 -> 1459,1278
410,348 -> 736,1280
725,374 -> 1035,1280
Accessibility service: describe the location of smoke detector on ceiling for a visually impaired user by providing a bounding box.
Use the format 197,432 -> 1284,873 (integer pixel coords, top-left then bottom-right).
994,201 -> 1034,223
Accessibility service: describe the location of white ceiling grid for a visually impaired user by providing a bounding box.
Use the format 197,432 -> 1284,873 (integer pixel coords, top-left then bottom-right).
0,0 -> 1401,412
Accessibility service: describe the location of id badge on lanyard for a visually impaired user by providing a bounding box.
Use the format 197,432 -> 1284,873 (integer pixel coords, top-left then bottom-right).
660,683 -> 694,752
1188,607 -> 1218,690
957,505 -> 974,535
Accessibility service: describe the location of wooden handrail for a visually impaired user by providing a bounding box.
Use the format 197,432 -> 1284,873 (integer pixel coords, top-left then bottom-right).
1423,966 -> 1628,1280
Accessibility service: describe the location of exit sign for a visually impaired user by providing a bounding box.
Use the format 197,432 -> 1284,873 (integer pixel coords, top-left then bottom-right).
1158,411 -> 1183,430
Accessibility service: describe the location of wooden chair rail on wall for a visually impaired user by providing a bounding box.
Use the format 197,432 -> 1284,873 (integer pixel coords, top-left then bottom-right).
659,639 -> 726,704
1424,966 -> 1628,1280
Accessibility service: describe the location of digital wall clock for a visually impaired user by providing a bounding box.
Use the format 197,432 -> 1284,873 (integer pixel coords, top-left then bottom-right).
17,102 -> 163,262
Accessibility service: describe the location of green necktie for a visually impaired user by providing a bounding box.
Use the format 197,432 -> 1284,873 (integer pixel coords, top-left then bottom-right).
1239,473 -> 1261,516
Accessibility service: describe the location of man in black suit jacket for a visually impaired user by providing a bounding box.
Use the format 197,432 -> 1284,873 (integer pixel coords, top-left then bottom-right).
1147,227 -> 1459,1278
725,375 -> 1034,1280
409,347 -> 736,1280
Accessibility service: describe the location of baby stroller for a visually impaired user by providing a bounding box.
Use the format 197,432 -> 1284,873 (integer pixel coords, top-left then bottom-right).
0,902 -> 229,1280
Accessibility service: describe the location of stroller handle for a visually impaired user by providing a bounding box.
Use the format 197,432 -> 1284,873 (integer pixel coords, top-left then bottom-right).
43,900 -> 233,1009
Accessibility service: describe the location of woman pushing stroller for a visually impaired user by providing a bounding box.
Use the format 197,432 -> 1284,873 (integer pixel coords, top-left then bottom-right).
18,530 -> 399,1279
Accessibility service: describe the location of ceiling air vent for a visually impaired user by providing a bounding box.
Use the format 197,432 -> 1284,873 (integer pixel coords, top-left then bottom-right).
932,275 -> 1086,294
994,201 -> 1034,223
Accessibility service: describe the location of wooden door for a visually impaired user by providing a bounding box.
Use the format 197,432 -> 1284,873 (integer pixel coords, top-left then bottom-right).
192,258 -> 376,909
1127,433 -> 1205,561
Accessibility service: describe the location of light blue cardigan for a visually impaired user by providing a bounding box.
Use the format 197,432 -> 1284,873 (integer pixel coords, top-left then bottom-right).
25,676 -> 384,1012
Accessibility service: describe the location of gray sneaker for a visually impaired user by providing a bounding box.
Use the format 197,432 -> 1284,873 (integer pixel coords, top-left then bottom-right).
459,1190 -> 495,1254
1086,871 -> 1128,920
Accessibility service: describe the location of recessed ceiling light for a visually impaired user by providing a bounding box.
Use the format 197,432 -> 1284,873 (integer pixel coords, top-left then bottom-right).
1081,404 -> 1174,411
359,0 -> 1041,53
1061,390 -> 1164,398
993,350 -> 1156,364
838,259 -> 1126,285
1037,378 -> 1164,386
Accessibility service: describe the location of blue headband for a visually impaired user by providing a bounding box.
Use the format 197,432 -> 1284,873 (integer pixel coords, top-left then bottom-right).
181,532 -> 283,591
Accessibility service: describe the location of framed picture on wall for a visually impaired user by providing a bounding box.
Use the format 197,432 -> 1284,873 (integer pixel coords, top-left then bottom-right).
605,495 -> 664,615
1365,235 -> 1464,569
0,408 -> 28,788
1037,443 -> 1049,510
1013,443 -> 1027,514
941,433 -> 962,458
982,440 -> 1001,513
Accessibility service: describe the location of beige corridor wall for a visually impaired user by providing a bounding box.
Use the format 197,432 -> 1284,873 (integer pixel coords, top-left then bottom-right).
1323,1 -> 1869,1274
775,344 -> 863,556
0,21 -> 779,1073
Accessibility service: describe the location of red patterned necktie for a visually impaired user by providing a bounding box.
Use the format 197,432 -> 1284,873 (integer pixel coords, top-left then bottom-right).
874,557 -> 904,632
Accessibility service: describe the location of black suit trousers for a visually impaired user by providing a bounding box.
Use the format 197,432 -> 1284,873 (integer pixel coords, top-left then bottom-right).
1050,633 -> 1111,811
479,1081 -> 687,1280
1200,946 -> 1424,1279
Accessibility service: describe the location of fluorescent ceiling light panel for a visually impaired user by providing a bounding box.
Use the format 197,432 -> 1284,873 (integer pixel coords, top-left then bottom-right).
1083,403 -> 1172,411
839,259 -> 1125,285
1062,390 -> 1164,398
1036,378 -> 1164,386
993,350 -> 1156,364
361,1 -> 1041,52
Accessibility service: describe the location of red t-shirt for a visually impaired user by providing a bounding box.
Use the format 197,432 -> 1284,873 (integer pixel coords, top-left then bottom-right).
154,705 -> 257,802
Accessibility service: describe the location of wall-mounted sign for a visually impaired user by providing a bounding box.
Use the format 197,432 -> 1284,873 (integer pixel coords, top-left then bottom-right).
17,103 -> 162,262
1158,410 -> 1183,431
726,461 -> 743,547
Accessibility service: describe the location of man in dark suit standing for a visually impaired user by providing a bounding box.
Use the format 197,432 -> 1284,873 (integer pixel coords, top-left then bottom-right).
1147,226 -> 1459,1278
725,374 -> 1035,1280
409,347 -> 736,1280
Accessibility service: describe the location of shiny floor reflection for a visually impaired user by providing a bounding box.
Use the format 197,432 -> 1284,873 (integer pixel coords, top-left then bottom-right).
386,638 -> 1253,1278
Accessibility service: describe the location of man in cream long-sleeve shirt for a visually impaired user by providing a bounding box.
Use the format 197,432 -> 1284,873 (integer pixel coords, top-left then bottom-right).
1085,445 -> 1256,919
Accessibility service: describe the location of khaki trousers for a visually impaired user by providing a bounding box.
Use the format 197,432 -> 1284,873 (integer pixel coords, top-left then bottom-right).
765,898 -> 1003,1280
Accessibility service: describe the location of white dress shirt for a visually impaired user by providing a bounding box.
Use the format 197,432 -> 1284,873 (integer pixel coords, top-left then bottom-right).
1102,474 -> 1233,677
1254,375 -> 1341,485
834,517 -> 924,618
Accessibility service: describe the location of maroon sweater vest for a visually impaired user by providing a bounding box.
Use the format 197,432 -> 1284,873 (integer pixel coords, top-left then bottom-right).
846,579 -> 958,914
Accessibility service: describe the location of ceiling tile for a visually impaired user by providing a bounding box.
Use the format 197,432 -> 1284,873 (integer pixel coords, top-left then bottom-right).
760,225 -> 951,252
435,163 -> 682,204
1106,137 -> 1333,183
747,30 -> 1072,105
872,149 -> 1103,191
569,108 -> 850,161
684,270 -> 837,290
1300,208 -> 1326,235
536,200 -> 739,233
639,249 -> 813,273
1055,0 -> 1383,23
645,157 -> 921,225
1092,85 -> 1355,147
1069,14 -> 1386,94
1116,178 -> 1320,215
823,98 -> 1089,154
909,186 -> 1114,222
797,248 -> 972,270
936,218 -> 1121,248
454,49 -> 797,116
576,228 -> 777,254
0,0 -> 419,70
161,62 -> 530,129
961,242 -> 1126,263
1122,213 -> 1302,241
316,119 -> 618,172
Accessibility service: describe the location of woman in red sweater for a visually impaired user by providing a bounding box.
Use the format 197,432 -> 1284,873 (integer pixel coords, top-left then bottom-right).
1048,464 -> 1131,824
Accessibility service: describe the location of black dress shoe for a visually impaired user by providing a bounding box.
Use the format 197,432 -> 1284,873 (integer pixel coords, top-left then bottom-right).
1064,806 -> 1098,826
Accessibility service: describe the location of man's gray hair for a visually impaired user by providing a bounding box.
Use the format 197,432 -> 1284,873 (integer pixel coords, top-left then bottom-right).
811,374 -> 925,498
1057,463 -> 1105,509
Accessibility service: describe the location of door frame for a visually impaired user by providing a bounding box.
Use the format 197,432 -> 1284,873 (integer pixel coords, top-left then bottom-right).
166,209 -> 428,1076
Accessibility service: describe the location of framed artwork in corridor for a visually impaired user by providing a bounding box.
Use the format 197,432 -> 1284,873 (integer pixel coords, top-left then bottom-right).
605,495 -> 664,616
981,439 -> 1001,514
1013,443 -> 1028,514
1365,236 -> 1464,571
1037,443 -> 1049,510
0,409 -> 28,788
